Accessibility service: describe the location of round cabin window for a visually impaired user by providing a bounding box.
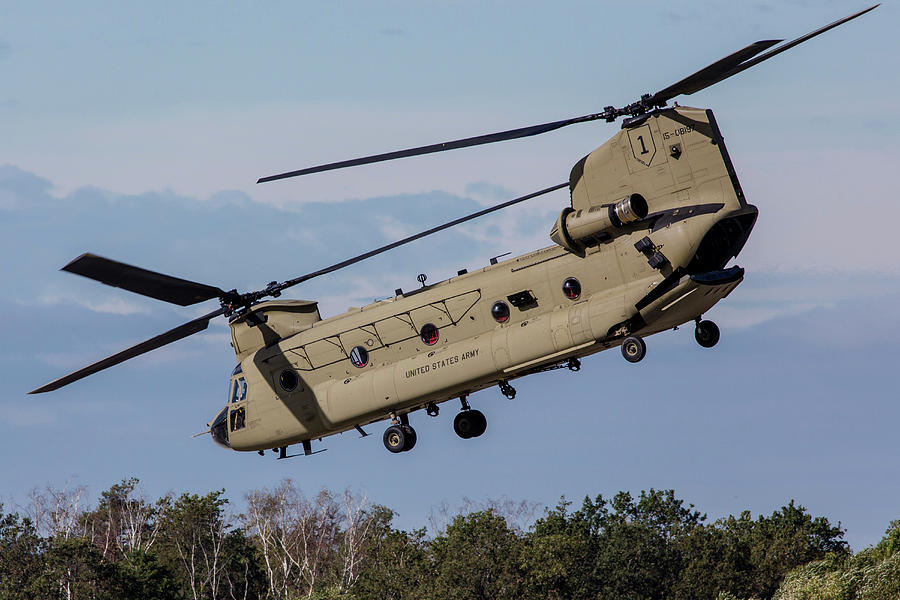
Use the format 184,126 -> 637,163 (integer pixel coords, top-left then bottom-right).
491,300 -> 510,323
420,323 -> 439,346
350,346 -> 369,368
562,277 -> 582,300
279,369 -> 299,392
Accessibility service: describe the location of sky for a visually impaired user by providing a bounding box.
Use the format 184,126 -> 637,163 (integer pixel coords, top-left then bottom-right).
2,1 -> 899,550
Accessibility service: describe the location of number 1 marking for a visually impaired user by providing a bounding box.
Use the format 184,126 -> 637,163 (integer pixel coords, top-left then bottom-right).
637,135 -> 649,155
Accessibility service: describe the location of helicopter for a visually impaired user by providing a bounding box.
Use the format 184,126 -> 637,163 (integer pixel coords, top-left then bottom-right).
31,6 -> 876,459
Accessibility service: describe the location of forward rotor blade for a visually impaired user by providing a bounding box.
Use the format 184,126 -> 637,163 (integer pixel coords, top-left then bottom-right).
29,307 -> 225,394
274,182 -> 568,292
257,118 -> 598,183
651,4 -> 878,104
63,253 -> 227,306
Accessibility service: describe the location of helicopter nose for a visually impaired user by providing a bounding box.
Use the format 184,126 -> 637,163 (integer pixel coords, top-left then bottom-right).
209,406 -> 230,449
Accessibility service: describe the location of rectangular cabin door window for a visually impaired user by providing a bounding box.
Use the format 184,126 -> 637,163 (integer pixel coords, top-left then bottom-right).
230,406 -> 246,432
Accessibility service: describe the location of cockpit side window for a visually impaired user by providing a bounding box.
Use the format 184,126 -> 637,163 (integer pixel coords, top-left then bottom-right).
229,377 -> 248,403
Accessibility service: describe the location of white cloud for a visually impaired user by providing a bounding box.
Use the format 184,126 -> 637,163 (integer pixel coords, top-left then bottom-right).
374,215 -> 416,242
36,351 -> 102,371
708,302 -> 830,331
733,147 -> 900,274
465,181 -> 518,204
195,332 -> 231,346
33,293 -> 152,316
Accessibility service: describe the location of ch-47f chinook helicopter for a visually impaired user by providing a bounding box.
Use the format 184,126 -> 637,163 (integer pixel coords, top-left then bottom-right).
31,7 -> 876,458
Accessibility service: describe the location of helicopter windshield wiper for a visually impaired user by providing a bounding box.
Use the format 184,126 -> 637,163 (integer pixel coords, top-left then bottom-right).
257,4 -> 877,184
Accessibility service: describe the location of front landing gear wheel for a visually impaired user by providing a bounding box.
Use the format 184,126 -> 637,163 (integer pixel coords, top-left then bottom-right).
454,410 -> 487,439
400,424 -> 417,451
621,336 -> 646,363
384,424 -> 417,453
383,425 -> 406,453
695,320 -> 720,348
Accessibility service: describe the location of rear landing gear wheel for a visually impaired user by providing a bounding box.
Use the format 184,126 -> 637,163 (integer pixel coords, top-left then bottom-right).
621,336 -> 646,363
695,320 -> 720,348
454,410 -> 487,439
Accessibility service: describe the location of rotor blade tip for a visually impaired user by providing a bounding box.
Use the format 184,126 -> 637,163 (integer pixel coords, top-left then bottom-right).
61,252 -> 93,271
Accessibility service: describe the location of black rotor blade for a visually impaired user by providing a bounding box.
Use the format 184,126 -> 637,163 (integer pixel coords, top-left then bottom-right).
257,118 -> 599,183
63,253 -> 227,306
258,6 -> 876,185
272,182 -> 568,293
650,39 -> 782,104
651,4 -> 878,104
29,307 -> 225,394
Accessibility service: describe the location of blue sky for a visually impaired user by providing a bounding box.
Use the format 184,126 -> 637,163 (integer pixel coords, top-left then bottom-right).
2,1 -> 898,550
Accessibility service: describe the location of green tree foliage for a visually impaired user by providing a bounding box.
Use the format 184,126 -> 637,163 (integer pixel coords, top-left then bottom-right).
28,536 -> 126,600
0,482 -> 873,600
80,477 -> 166,562
156,489 -> 262,600
525,489 -> 705,600
522,497 -> 595,599
0,507 -> 43,600
344,505 -> 427,600
774,520 -> 900,600
725,501 -> 847,599
428,509 -> 524,600
118,549 -> 180,600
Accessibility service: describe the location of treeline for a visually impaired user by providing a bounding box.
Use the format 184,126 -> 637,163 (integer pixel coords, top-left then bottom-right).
0,478 -> 891,600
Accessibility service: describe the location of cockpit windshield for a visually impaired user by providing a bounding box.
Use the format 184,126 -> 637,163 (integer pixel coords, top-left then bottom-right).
213,367 -> 249,449
210,406 -> 229,448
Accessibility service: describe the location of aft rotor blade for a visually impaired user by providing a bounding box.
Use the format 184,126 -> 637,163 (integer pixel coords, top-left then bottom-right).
651,5 -> 878,104
29,307 -> 225,394
257,118 -> 600,183
650,40 -> 782,103
274,182 -> 568,292
63,253 -> 227,306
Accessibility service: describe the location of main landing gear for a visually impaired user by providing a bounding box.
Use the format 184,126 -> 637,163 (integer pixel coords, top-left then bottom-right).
694,318 -> 720,348
382,394 -> 491,453
621,335 -> 646,363
383,413 -> 417,453
453,395 -> 487,439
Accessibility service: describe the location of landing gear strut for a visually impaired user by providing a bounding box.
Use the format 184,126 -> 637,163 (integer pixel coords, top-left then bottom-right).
694,318 -> 720,348
499,380 -> 516,399
621,335 -> 646,363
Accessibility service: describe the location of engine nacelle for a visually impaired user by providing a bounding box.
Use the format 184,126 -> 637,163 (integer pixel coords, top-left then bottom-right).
550,193 -> 648,255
